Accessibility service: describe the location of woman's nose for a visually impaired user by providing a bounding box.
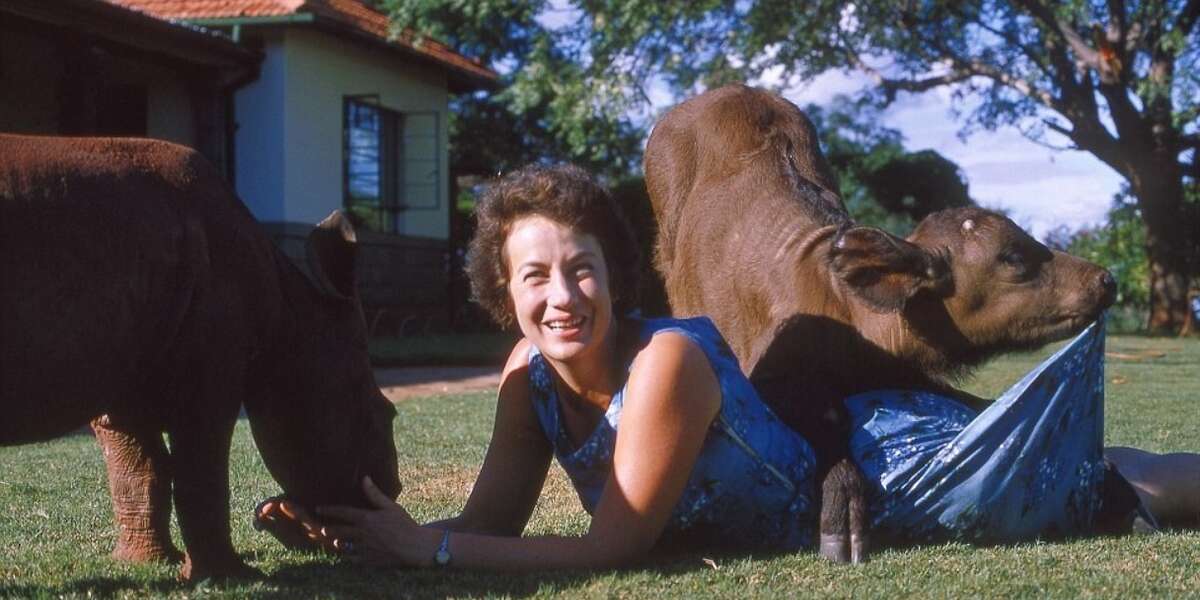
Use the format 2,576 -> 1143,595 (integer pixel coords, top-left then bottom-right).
547,272 -> 577,308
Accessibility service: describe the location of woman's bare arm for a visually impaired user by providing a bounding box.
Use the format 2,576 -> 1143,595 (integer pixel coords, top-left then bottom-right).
318,332 -> 723,570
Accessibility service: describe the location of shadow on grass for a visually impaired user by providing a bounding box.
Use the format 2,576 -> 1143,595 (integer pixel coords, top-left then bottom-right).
262,548 -> 776,599
0,576 -> 185,599
0,549 -> 768,599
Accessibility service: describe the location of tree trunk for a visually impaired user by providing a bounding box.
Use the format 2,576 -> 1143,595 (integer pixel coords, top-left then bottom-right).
1130,166 -> 1194,334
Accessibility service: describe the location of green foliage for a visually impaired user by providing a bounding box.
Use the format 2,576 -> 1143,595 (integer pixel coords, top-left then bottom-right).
385,0 -> 646,179
5,336 -> 1200,597
805,99 -> 972,234
390,0 -> 1199,328
1047,193 -> 1151,309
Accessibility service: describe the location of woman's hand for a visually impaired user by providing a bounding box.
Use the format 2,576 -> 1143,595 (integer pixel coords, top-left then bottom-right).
254,496 -> 336,553
317,476 -> 436,567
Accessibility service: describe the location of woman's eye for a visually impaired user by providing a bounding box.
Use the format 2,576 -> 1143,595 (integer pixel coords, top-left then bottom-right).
522,271 -> 548,283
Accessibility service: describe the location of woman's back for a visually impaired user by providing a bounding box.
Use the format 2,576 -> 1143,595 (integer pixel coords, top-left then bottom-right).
528,316 -> 818,550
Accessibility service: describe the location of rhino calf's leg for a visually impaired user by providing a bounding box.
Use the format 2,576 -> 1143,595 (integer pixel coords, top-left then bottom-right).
92,415 -> 183,563
168,403 -> 258,581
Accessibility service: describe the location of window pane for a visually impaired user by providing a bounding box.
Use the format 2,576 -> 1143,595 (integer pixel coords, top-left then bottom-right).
346,101 -> 381,206
399,112 -> 439,209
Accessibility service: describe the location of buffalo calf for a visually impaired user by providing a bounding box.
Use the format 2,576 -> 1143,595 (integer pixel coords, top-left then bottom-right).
645,85 -> 1115,563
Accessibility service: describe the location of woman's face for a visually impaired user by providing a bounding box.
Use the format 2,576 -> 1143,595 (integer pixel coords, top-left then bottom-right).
504,215 -> 614,366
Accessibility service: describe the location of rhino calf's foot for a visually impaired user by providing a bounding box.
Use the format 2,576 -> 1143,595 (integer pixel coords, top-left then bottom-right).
92,416 -> 183,564
111,531 -> 184,564
179,554 -> 262,583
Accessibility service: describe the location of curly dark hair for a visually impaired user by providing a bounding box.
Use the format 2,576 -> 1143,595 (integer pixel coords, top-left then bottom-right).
465,164 -> 641,329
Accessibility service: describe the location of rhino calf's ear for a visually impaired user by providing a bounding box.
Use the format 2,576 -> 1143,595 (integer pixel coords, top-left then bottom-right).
306,210 -> 359,299
829,226 -> 951,312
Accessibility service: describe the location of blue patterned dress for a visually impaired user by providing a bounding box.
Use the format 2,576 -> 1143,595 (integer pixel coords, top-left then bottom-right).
530,316 -> 1121,550
527,316 -> 818,550
846,319 -> 1115,543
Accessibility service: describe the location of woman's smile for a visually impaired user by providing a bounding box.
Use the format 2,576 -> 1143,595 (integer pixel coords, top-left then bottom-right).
505,215 -> 614,367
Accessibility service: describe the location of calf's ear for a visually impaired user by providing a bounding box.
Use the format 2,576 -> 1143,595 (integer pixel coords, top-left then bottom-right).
305,210 -> 359,299
828,226 -> 950,311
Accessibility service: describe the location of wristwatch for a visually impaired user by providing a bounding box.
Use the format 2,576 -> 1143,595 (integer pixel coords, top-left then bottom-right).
433,529 -> 452,567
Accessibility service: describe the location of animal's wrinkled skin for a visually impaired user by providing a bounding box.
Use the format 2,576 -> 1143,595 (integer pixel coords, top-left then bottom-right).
0,133 -> 401,581
644,85 -> 1115,564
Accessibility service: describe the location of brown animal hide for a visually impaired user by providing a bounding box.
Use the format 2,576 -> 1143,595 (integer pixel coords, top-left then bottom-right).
0,133 -> 401,581
645,85 -> 1116,562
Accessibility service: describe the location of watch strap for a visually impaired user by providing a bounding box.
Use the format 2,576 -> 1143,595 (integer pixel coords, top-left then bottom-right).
433,529 -> 452,567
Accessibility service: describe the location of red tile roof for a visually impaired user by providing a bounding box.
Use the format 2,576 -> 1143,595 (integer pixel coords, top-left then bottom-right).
108,0 -> 497,88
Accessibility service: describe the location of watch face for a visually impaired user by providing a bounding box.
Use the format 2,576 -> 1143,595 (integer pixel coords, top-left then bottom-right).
435,549 -> 451,566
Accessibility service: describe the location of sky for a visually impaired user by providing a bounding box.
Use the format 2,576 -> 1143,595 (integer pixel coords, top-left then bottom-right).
536,4 -> 1127,241
771,69 -> 1126,240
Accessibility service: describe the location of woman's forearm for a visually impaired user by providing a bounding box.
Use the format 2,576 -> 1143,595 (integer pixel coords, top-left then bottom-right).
414,528 -> 638,571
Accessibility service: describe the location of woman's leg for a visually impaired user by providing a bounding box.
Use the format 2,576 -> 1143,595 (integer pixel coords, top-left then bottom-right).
1105,446 -> 1200,527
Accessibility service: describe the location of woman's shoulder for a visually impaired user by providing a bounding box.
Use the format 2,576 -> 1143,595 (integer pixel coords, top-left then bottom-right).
629,316 -> 739,371
503,338 -> 534,370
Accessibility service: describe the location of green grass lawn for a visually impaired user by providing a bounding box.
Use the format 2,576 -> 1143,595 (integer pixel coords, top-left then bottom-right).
369,333 -> 518,367
2,334 -> 1198,599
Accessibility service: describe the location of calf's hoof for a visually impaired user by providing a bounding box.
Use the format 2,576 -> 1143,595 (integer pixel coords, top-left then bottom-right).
819,533 -> 868,565
849,533 -> 868,565
819,533 -> 849,564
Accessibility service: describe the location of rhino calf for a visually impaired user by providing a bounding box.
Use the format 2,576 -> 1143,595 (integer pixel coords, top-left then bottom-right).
645,85 -> 1115,563
0,133 -> 401,580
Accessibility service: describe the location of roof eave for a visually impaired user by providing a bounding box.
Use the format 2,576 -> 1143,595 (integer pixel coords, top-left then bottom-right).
184,13 -> 498,93
2,0 -> 260,69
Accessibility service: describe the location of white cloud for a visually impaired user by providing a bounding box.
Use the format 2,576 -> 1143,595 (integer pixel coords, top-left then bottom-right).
783,74 -> 1126,239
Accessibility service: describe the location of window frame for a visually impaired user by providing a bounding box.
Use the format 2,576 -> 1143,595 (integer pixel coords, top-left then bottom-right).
342,95 -> 441,234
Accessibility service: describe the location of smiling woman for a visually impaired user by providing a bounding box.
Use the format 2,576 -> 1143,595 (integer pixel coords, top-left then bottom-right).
252,164 -> 1200,571
255,163 -> 822,569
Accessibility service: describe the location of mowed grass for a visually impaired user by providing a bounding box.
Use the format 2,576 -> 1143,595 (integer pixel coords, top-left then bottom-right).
2,334 -> 1198,599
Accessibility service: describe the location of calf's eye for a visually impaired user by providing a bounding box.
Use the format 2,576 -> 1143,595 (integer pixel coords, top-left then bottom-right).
999,250 -> 1024,266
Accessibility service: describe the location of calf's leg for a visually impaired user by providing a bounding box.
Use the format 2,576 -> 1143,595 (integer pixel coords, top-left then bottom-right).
818,457 -> 870,564
169,407 -> 257,581
92,414 -> 183,563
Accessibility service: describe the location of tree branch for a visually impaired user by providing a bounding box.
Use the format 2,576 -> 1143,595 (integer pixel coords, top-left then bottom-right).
1013,0 -> 1101,72
1043,116 -> 1129,177
916,29 -> 1063,113
1021,119 -> 1082,150
945,4 -> 1053,79
1173,0 -> 1200,38
842,49 -> 974,100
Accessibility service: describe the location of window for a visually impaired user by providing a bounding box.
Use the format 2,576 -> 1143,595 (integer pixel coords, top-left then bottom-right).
343,96 -> 440,234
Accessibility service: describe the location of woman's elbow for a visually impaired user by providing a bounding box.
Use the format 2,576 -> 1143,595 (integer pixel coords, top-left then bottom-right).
581,529 -> 657,568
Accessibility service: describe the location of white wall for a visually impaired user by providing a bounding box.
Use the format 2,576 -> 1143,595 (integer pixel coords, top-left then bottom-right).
277,28 -> 451,239
143,73 -> 194,146
234,31 -> 288,222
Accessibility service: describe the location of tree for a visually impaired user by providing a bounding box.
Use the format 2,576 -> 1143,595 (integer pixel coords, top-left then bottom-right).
1047,192 -> 1150,310
386,0 -> 644,180
805,100 -> 973,234
391,0 -> 1198,334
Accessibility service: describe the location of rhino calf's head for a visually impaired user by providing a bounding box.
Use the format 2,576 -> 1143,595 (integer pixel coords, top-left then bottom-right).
245,211 -> 401,510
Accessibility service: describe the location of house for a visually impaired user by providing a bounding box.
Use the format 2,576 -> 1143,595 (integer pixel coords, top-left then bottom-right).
0,0 -> 259,175
2,0 -> 498,331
